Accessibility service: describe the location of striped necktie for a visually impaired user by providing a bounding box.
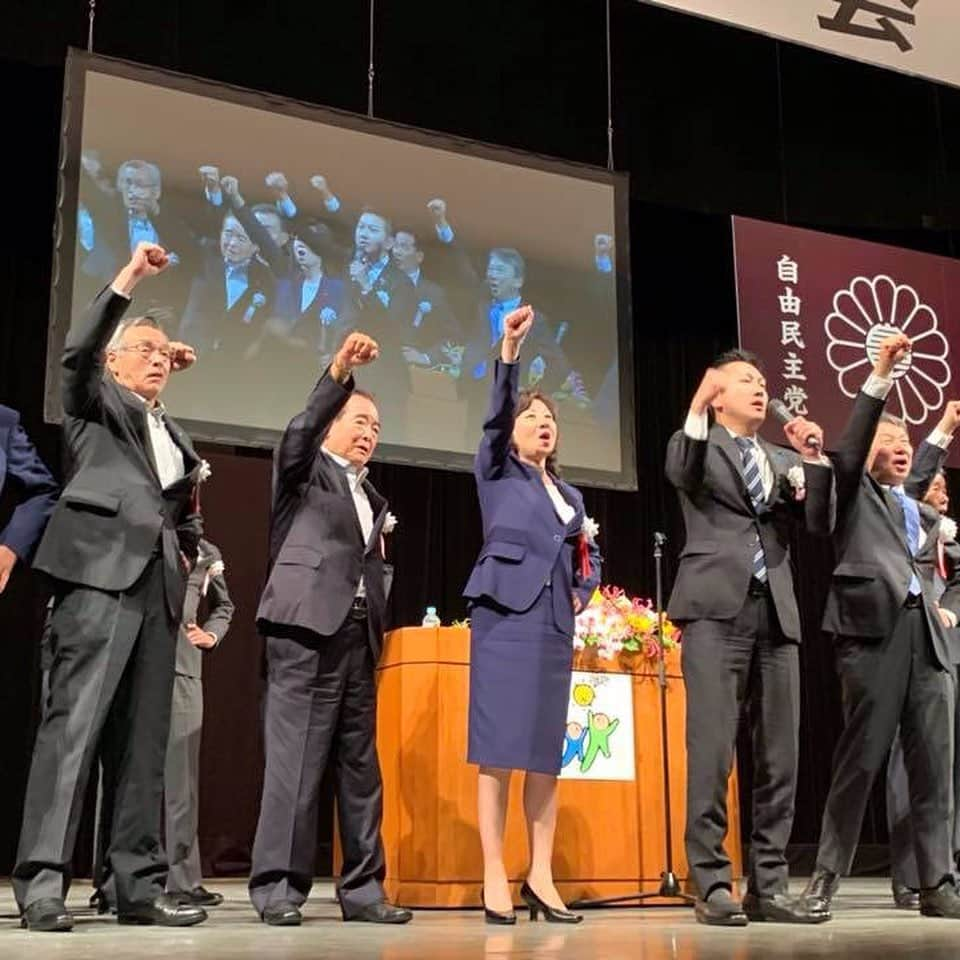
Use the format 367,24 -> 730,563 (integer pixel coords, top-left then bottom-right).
734,436 -> 768,583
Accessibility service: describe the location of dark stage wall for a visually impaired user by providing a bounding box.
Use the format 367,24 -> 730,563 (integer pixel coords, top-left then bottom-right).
2,0 -> 960,877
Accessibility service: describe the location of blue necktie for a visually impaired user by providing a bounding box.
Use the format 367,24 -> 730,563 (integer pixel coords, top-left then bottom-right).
734,436 -> 767,584
488,302 -> 504,345
890,486 -> 922,596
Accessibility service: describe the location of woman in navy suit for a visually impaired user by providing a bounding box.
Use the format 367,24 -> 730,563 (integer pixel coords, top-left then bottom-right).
463,305 -> 601,924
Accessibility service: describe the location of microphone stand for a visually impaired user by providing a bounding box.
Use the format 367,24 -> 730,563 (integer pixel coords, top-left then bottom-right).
571,531 -> 695,908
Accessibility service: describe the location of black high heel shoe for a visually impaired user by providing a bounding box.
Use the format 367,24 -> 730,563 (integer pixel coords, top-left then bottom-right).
520,882 -> 583,924
480,886 -> 516,925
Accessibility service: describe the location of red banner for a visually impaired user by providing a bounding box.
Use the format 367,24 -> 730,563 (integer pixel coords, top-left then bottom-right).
734,216 -> 960,467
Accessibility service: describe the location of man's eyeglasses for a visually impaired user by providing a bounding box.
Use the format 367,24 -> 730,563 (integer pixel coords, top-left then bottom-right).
116,342 -> 173,363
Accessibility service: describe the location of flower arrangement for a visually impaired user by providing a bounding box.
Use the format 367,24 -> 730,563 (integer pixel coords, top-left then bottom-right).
574,585 -> 681,662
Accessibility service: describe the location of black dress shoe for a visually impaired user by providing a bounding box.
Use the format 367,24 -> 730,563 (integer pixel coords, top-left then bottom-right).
89,888 -> 114,915
693,888 -> 748,927
480,886 -> 516,925
20,898 -> 74,932
346,901 -> 413,924
261,903 -> 302,926
742,892 -> 831,924
117,893 -> 207,926
892,884 -> 919,910
920,880 -> 960,918
175,886 -> 224,908
520,882 -> 582,924
801,869 -> 839,915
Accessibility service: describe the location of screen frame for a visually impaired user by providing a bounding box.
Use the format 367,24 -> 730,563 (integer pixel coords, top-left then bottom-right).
47,48 -> 637,491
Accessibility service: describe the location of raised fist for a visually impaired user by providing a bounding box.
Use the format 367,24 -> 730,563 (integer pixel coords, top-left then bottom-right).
873,332 -> 911,378
503,305 -> 534,344
198,165 -> 220,188
81,150 -> 103,179
129,242 -> 170,278
690,367 -> 729,416
265,171 -> 289,195
310,174 -> 330,195
937,400 -> 960,435
427,198 -> 447,223
594,234 -> 613,257
168,341 -> 197,373
335,332 -> 380,374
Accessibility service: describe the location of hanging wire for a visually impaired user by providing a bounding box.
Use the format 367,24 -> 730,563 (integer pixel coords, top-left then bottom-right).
87,0 -> 96,52
367,0 -> 376,117
605,0 -> 615,171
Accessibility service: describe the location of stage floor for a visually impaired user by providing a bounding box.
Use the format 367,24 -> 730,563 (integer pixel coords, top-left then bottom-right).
1,877 -> 957,958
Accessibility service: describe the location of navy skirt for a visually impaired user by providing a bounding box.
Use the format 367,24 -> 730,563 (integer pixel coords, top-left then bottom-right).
467,585 -> 573,776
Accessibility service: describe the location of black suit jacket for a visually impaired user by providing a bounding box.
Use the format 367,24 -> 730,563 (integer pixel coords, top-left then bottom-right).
821,390 -> 952,668
33,288 -> 203,621
406,273 -> 462,361
665,422 -> 834,640
256,369 -> 390,658
178,252 -> 276,356
79,175 -> 198,297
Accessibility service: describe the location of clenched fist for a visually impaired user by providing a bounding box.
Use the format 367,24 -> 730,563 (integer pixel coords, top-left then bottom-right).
331,332 -> 379,382
689,367 -> 729,416
872,332 -> 911,379
500,305 -> 534,363
168,342 -> 197,373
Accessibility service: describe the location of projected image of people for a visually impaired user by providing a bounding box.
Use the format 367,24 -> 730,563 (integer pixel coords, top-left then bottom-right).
65,71 -> 625,475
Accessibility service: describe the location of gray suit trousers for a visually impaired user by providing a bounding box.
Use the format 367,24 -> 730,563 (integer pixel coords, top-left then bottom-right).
165,674 -> 204,893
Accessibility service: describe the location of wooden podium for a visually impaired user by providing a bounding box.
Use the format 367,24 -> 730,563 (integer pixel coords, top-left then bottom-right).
340,626 -> 742,906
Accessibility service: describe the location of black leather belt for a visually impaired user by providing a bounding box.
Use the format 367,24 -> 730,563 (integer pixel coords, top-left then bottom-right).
903,593 -> 923,609
349,596 -> 368,619
747,577 -> 770,598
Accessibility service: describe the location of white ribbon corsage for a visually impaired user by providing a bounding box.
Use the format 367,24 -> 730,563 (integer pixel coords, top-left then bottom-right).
382,512 -> 398,535
581,516 -> 600,543
198,459 -> 212,483
786,464 -> 806,502
201,559 -> 225,597
940,517 -> 957,544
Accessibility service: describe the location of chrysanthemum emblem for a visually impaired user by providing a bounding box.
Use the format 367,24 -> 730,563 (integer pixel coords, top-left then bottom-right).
824,274 -> 951,424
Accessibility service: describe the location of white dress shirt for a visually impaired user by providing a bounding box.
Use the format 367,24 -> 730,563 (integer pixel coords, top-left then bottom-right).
323,447 -> 374,597
682,413 -> 775,498
135,395 -> 185,489
545,481 -> 576,525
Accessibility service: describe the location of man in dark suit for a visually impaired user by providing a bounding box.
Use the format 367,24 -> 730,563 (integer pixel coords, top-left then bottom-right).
0,408 -> 58,587
885,469 -> 960,906
339,209 -> 417,337
178,209 -> 276,359
249,331 -> 411,927
390,227 -> 460,367
165,538 -> 234,906
78,157 -> 197,312
801,333 -> 960,919
427,198 -> 569,394
666,348 -> 834,925
13,242 -> 207,932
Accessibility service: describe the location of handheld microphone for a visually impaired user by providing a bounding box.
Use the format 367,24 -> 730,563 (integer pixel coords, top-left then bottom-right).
768,398 -> 821,453
243,291 -> 266,325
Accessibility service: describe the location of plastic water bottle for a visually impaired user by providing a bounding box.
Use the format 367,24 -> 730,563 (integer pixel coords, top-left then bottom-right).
421,606 -> 441,628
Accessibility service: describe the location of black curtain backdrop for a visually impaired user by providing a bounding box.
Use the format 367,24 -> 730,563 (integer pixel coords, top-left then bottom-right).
2,0 -> 959,877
